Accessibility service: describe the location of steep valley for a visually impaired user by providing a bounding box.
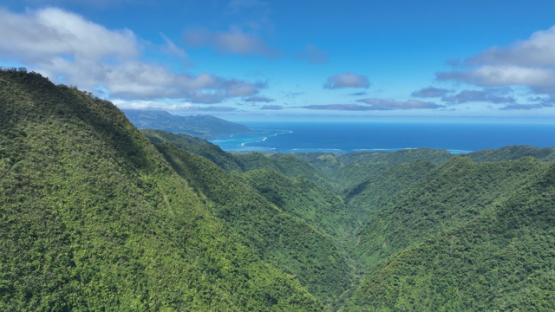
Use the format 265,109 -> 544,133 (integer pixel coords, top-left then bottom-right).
2,69 -> 555,311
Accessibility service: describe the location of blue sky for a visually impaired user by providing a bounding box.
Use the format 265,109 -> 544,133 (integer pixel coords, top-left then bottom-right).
1,0 -> 555,121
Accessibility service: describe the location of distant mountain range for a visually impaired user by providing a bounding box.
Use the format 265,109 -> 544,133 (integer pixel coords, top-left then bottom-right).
122,109 -> 254,139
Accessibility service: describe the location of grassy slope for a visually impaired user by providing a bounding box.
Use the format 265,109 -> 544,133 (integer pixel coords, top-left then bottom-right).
0,69 -> 323,311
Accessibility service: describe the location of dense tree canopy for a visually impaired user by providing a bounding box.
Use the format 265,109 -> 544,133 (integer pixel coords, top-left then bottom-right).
2,68 -> 555,311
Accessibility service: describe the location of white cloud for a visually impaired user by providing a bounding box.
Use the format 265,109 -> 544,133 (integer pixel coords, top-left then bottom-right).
467,26 -> 555,67
304,99 -> 442,111
245,95 -> 273,102
113,100 -> 195,110
0,7 -> 265,103
113,100 -> 237,112
357,98 -> 442,110
324,73 -> 370,89
438,65 -> 555,87
441,89 -> 515,105
0,7 -> 137,62
183,26 -> 280,58
437,25 -> 555,98
411,86 -> 450,98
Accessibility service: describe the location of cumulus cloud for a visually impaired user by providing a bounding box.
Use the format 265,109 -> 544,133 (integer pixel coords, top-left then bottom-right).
442,89 -> 516,105
0,8 -> 265,103
437,65 -> 555,87
198,106 -> 237,112
357,98 -> 443,110
113,100 -> 195,111
260,105 -> 282,110
411,86 -> 450,98
0,7 -> 138,62
245,95 -> 273,102
304,99 -> 442,111
303,104 -> 375,111
467,26 -> 555,67
297,44 -> 328,64
324,73 -> 370,89
437,25 -> 555,98
183,26 -> 280,59
113,100 -> 237,111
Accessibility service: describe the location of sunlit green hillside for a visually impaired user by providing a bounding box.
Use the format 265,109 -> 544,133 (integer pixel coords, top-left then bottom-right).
0,69 -> 324,311
2,69 -> 555,311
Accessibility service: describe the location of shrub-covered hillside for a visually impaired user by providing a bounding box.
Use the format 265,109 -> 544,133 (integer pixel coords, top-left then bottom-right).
0,68 -> 324,311
3,69 -> 555,311
347,158 -> 555,311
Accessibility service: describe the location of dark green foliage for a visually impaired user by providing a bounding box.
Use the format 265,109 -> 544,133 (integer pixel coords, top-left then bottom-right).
353,156 -> 551,272
344,158 -> 436,220
123,109 -> 254,139
141,129 -> 244,171
235,152 -> 333,189
4,69 -> 555,311
348,161 -> 555,311
140,129 -> 333,189
240,168 -> 357,241
464,145 -> 555,163
295,153 -> 345,177
0,68 -> 324,311
297,149 -> 452,188
153,143 -> 353,304
336,148 -> 452,167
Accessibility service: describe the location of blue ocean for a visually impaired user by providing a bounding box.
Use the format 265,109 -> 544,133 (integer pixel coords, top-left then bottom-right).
209,122 -> 555,154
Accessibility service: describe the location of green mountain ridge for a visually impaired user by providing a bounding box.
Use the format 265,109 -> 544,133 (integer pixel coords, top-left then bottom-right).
348,158 -> 555,311
344,158 -> 437,220
123,109 -> 255,139
240,168 -> 357,242
141,129 -> 334,190
2,69 -> 555,311
0,68 -> 324,311
153,142 -> 354,304
352,156 -> 552,272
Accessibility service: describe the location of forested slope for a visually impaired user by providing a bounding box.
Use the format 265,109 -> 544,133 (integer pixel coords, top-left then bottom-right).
352,156 -> 551,272
3,69 -> 555,312
347,159 -> 555,311
141,129 -> 244,172
297,149 -> 452,188
240,169 -> 357,241
464,145 -> 555,163
343,158 -> 436,220
141,129 -> 332,188
153,143 -> 354,304
0,69 -> 324,311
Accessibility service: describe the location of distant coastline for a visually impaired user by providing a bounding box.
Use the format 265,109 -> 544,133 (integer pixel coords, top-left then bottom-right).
209,121 -> 555,153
